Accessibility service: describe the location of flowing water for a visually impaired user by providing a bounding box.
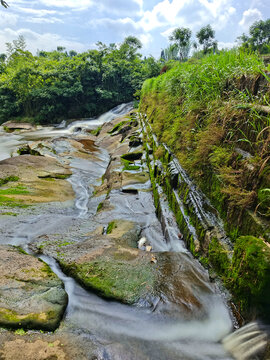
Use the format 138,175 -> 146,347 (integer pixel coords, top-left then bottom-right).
0,103 -> 267,359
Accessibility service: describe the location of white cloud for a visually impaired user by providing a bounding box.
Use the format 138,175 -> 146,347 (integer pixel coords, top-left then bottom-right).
138,33 -> 152,47
218,41 -> 235,49
239,8 -> 262,30
0,10 -> 18,27
89,17 -> 139,33
26,17 -> 63,24
0,28 -> 86,54
38,0 -> 93,10
138,0 -> 191,32
15,7 -> 58,15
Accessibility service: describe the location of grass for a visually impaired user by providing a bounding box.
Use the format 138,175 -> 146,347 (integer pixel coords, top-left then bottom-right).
140,48 -> 270,233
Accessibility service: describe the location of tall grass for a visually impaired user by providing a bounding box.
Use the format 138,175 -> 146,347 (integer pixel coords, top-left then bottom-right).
141,49 -> 265,105
140,49 -> 270,222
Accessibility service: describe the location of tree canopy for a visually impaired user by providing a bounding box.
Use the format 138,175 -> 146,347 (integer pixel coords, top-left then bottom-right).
169,27 -> 192,61
238,19 -> 270,54
0,36 -> 162,125
196,24 -> 217,54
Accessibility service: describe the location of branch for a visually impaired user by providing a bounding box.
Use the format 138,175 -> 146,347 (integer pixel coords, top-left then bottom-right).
1,0 -> 8,8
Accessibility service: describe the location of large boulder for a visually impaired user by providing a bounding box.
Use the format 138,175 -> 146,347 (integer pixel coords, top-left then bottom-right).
0,245 -> 67,331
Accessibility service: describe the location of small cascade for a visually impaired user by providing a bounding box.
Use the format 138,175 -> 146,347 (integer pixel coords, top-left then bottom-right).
66,102 -> 133,133
222,322 -> 269,360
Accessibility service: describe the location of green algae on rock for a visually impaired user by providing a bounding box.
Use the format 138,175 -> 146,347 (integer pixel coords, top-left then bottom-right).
0,245 -> 67,331
228,236 -> 270,321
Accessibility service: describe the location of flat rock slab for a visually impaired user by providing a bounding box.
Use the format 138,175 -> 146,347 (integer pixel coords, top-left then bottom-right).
0,245 -> 67,331
0,331 -> 98,360
31,220 -> 213,317
2,122 -> 36,131
0,155 -> 73,204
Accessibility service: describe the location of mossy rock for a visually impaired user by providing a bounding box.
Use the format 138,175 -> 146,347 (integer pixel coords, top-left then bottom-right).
60,252 -> 155,304
228,236 -> 270,320
0,245 -> 68,331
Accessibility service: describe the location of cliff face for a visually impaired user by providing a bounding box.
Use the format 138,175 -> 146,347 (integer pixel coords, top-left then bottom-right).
139,50 -> 270,321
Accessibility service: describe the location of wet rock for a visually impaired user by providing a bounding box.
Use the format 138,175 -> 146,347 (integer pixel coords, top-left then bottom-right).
2,122 -> 36,132
0,245 -> 67,331
0,155 -> 73,204
0,331 -> 99,360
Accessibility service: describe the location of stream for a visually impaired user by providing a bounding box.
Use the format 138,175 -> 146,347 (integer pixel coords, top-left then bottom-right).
0,104 -> 266,360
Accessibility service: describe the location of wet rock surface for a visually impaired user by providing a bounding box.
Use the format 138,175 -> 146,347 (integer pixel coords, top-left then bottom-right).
0,245 -> 67,331
0,107 -> 235,360
0,155 -> 73,205
0,330 -> 99,360
1,122 -> 36,132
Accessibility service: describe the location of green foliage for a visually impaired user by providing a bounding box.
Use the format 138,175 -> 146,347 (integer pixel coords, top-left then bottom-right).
160,44 -> 179,61
0,36 -> 162,125
169,27 -> 192,61
196,24 -> 217,54
238,19 -> 270,54
140,48 -> 269,227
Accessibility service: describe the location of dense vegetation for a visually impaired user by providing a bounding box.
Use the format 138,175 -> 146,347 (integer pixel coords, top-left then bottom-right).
0,36 -> 161,125
140,49 -> 270,239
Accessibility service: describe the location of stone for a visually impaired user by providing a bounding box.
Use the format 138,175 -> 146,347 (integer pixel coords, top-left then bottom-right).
2,122 -> 36,132
0,245 -> 67,331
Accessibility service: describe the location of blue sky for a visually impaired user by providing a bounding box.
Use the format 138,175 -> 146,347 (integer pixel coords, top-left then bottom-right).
0,0 -> 269,57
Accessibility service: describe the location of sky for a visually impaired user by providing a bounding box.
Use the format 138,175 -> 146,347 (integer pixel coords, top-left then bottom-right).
0,0 -> 269,58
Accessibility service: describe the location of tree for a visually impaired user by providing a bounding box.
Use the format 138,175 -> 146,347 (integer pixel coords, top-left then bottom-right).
169,27 -> 192,61
161,44 -> 179,61
238,19 -> 270,54
6,35 -> 27,56
196,24 -> 217,54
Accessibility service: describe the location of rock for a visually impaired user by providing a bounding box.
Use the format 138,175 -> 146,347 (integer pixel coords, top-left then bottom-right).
0,155 -> 73,204
0,339 -> 66,360
0,245 -> 67,331
0,331 -> 99,360
2,122 -> 36,132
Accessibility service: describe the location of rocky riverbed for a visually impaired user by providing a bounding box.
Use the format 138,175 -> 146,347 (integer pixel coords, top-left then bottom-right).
0,105 -> 263,360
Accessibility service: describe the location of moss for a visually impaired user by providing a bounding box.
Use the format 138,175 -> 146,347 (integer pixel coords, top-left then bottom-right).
40,263 -> 55,277
17,146 -> 40,156
228,236 -> 270,320
97,202 -> 104,212
0,176 -> 19,186
121,158 -> 141,171
89,126 -> 102,136
0,308 -> 60,331
14,328 -> 27,335
0,212 -> 17,216
107,221 -> 117,234
0,195 -> 29,208
108,120 -> 128,134
208,237 -> 231,276
60,257 -> 155,304
0,186 -> 29,195
14,246 -> 28,255
154,146 -> 165,159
